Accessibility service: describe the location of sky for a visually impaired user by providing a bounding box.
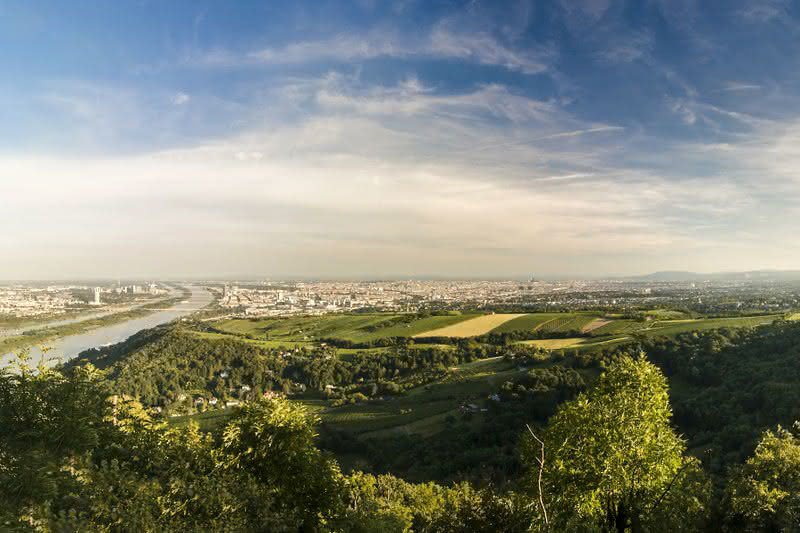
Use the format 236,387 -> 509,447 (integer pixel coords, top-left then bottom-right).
2,0 -> 800,279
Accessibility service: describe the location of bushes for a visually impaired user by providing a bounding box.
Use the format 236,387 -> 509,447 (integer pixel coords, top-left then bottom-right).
0,361 -> 536,531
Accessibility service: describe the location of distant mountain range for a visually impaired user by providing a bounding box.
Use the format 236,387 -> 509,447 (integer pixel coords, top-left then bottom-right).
627,270 -> 800,282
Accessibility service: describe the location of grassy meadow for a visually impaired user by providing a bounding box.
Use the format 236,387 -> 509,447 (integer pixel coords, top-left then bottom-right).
207,310 -> 786,351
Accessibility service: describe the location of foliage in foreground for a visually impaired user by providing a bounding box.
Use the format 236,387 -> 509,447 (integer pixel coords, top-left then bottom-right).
527,355 -> 709,532
1,352 -> 796,531
723,424 -> 800,531
0,355 -> 531,532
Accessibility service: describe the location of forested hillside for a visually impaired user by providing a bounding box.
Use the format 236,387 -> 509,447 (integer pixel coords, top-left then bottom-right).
632,324 -> 800,475
6,320 -> 800,530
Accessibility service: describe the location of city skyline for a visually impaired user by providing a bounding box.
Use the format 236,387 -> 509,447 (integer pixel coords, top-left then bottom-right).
3,1 -> 800,278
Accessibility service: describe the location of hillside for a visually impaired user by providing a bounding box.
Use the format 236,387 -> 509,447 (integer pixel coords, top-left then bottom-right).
69,313 -> 800,485
205,310 -> 783,348
10,317 -> 800,530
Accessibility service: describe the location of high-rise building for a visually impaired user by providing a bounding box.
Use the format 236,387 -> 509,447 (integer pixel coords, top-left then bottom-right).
93,287 -> 101,305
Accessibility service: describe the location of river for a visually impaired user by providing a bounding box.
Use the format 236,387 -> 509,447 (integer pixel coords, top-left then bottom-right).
0,288 -> 186,338
1,285 -> 214,367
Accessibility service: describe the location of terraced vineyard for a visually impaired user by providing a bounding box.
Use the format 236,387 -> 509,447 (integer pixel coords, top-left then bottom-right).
208,311 -> 785,348
589,319 -> 647,336
214,313 -> 478,343
536,314 -> 598,334
641,315 -> 780,337
357,314 -> 478,341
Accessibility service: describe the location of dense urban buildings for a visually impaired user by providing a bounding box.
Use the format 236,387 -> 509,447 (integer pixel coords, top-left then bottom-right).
0,282 -> 168,320
215,276 -> 800,317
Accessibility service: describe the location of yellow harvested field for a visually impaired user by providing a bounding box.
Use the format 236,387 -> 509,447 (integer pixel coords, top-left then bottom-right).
520,338 -> 587,349
582,318 -> 612,333
414,313 -> 525,338
520,336 -> 631,350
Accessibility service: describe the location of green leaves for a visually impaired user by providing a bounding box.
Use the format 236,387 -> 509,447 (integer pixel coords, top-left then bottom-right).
527,354 -> 710,531
724,424 -> 800,531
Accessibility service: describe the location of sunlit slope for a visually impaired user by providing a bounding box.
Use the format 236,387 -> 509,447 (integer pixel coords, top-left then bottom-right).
213,313 -> 479,343
210,311 -> 785,343
413,313 -> 525,338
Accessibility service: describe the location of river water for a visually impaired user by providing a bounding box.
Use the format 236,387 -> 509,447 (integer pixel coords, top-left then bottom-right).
1,286 -> 213,367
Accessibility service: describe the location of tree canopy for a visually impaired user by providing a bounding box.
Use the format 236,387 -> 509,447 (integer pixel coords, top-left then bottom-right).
724,424 -> 800,531
7,321 -> 800,531
528,355 -> 709,532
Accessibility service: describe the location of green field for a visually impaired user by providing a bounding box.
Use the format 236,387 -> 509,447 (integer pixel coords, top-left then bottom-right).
191,330 -> 312,349
645,309 -> 690,320
213,313 -> 479,343
641,315 -> 780,337
167,356 -> 521,440
515,314 -> 783,350
315,357 -> 518,436
589,319 -> 646,336
207,311 -> 784,349
213,312 -> 625,343
518,336 -> 632,350
169,310 -> 787,445
536,314 -> 598,334
355,314 -> 478,341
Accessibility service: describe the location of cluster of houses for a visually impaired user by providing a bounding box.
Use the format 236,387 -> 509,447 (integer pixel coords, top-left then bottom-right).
165,385 -> 288,418
459,393 -> 503,414
161,365 -> 296,417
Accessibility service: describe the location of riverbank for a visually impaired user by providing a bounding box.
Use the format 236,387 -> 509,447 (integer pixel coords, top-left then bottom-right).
0,287 -> 192,356
0,293 -> 175,335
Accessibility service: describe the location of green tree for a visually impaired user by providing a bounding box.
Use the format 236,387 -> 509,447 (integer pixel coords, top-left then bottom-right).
0,352 -> 109,524
221,398 -> 344,530
0,356 -> 302,531
724,423 -> 800,531
527,355 -> 709,532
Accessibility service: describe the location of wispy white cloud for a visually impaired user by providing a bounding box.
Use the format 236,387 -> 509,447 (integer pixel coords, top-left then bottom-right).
312,76 -> 560,124
669,97 -> 697,125
211,26 -> 551,75
595,31 -> 653,64
534,126 -> 625,140
247,33 -> 401,64
427,26 -> 550,74
3,71 -> 777,278
7,0 -> 800,278
716,82 -> 763,93
667,93 -> 770,133
738,0 -> 789,23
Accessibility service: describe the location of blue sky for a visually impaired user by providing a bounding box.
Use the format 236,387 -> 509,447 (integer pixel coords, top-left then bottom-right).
2,0 -> 800,278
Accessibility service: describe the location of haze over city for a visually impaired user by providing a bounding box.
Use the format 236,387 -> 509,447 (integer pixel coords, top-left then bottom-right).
3,0 -> 800,279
